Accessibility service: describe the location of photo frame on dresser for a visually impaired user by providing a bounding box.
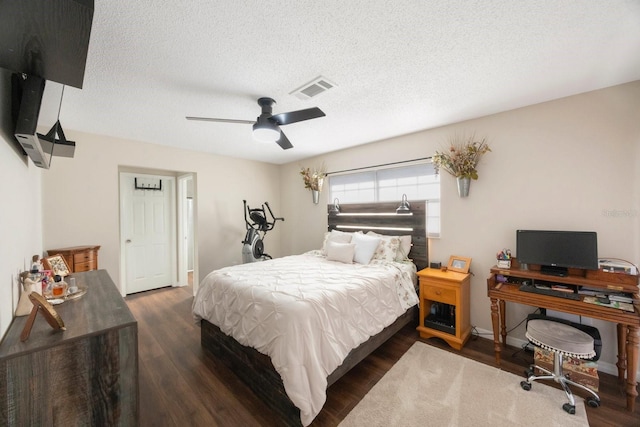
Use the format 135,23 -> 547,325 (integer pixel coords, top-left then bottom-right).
447,255 -> 472,274
43,254 -> 71,277
20,292 -> 66,341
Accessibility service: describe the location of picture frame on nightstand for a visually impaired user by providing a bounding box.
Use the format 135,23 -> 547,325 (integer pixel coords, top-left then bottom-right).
447,255 -> 472,274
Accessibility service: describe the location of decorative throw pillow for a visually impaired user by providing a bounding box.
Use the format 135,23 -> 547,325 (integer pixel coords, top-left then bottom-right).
321,230 -> 353,254
326,241 -> 356,264
367,231 -> 412,262
352,233 -> 381,264
371,234 -> 401,262
396,235 -> 412,261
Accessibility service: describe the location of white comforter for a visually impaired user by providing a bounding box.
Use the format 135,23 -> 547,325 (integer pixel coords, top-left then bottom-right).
192,251 -> 418,426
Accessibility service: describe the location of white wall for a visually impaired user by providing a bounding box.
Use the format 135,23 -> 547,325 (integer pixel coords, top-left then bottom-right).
280,81 -> 640,373
41,132 -> 282,292
635,116 -> 640,259
0,69 -> 43,338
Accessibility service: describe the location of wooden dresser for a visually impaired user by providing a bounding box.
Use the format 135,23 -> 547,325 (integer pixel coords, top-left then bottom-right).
46,245 -> 100,272
0,270 -> 138,425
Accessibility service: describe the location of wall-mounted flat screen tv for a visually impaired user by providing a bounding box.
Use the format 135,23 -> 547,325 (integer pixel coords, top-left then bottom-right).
516,230 -> 598,276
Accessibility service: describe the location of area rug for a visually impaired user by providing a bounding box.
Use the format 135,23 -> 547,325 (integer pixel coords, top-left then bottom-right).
338,341 -> 589,427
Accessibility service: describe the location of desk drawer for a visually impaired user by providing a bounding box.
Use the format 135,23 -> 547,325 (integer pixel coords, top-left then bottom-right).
424,285 -> 456,305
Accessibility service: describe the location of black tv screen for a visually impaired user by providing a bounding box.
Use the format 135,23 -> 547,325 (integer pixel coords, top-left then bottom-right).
516,230 -> 598,276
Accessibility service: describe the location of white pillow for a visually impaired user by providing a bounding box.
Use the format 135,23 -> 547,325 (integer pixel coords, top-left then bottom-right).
321,230 -> 353,254
326,241 -> 356,264
352,233 -> 381,264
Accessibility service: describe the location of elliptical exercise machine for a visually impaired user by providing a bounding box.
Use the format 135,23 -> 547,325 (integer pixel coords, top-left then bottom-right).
241,200 -> 284,263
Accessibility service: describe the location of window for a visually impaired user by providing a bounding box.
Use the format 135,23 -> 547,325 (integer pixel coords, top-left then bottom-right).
329,162 -> 440,237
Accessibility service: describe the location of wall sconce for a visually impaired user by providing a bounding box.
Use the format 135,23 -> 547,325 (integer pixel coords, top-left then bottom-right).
329,198 -> 340,214
396,194 -> 411,214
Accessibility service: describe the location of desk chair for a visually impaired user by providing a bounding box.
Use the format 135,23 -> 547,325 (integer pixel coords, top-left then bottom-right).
520,318 -> 601,414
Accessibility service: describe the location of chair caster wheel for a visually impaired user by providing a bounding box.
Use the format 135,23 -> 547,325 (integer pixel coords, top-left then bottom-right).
520,381 -> 531,391
563,403 -> 576,414
586,397 -> 600,408
524,368 -> 534,378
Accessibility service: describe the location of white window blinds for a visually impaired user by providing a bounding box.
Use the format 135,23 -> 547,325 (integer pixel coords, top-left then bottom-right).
329,162 -> 441,237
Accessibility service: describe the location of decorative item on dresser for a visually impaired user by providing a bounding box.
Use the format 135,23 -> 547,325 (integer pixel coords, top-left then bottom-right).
42,254 -> 71,277
45,245 -> 100,273
19,292 -> 66,341
0,270 -> 138,425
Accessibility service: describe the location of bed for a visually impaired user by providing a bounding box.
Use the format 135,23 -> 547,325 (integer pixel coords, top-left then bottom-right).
193,201 -> 428,426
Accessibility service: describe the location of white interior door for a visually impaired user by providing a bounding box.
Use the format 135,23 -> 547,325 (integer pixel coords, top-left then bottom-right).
120,173 -> 176,294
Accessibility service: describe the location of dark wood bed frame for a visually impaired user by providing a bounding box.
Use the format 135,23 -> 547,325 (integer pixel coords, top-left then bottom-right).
201,201 -> 428,426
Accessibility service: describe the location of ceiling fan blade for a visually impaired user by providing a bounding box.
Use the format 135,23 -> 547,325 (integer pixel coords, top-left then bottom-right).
276,130 -> 293,150
271,107 -> 325,126
185,116 -> 254,124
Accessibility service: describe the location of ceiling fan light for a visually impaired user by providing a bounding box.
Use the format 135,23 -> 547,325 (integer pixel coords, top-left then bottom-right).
252,119 -> 281,142
253,127 -> 280,142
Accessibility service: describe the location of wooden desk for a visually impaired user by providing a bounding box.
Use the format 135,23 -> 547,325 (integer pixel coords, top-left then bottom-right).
487,265 -> 640,411
0,270 -> 138,425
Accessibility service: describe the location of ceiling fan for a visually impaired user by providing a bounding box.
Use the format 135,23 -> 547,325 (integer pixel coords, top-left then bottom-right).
186,97 -> 325,150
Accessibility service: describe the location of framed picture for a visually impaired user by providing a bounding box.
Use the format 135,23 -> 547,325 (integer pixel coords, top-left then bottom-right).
20,292 -> 65,341
43,254 -> 71,277
447,255 -> 472,274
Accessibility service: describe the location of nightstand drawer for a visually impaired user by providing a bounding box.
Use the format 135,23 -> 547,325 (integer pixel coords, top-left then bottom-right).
424,286 -> 456,305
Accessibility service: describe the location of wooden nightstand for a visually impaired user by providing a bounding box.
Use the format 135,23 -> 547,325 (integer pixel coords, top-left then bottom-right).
416,267 -> 471,350
46,245 -> 100,273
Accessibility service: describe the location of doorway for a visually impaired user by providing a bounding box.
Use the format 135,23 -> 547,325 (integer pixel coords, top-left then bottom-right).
177,174 -> 196,292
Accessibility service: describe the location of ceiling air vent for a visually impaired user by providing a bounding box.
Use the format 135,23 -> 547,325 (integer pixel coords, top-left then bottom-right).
290,76 -> 335,100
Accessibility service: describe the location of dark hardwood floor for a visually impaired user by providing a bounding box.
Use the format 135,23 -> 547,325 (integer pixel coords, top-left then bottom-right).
125,284 -> 639,427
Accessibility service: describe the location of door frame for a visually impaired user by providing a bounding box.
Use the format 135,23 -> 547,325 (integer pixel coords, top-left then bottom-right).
118,172 -> 177,296
177,173 -> 197,289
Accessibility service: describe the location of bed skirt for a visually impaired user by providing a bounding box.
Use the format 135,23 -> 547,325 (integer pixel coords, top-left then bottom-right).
201,305 -> 417,426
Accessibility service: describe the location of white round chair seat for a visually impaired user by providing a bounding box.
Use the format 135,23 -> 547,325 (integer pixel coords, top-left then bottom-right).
525,319 -> 595,359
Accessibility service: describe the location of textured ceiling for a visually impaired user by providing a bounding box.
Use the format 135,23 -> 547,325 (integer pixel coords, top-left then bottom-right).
38,1 -> 640,165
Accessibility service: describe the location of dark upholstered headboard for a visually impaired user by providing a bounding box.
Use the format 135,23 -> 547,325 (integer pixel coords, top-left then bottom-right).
327,201 -> 428,271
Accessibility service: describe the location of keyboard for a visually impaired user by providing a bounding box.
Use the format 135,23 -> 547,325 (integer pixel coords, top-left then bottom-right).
519,284 -> 581,300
